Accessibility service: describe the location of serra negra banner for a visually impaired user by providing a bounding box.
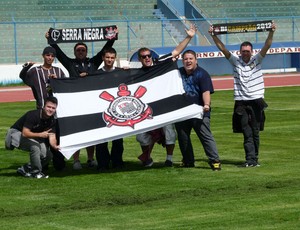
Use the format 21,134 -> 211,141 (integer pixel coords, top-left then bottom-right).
47,25 -> 118,44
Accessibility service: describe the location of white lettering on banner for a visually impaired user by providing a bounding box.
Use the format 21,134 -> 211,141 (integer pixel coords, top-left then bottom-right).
176,47 -> 300,59
62,29 -> 82,41
83,28 -> 104,40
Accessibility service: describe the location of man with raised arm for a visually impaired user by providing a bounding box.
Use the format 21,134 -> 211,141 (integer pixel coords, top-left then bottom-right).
209,22 -> 276,167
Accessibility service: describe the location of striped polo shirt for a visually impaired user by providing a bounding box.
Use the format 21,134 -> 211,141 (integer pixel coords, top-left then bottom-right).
229,53 -> 265,101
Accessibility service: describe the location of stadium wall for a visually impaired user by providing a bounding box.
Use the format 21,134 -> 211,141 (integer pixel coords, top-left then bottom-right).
2,41 -> 299,85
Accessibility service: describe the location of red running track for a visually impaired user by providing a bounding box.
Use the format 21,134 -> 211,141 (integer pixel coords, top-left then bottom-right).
0,73 -> 300,103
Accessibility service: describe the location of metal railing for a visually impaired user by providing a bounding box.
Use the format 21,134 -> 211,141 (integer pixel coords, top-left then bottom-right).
0,16 -> 299,64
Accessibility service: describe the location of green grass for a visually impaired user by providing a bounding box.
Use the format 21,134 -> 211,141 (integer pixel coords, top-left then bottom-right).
0,86 -> 300,229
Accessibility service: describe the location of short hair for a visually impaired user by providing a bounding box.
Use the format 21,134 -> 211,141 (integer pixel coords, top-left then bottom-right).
45,96 -> 58,106
182,50 -> 197,59
102,47 -> 117,56
42,46 -> 56,57
137,47 -> 151,58
240,41 -> 253,51
74,42 -> 88,52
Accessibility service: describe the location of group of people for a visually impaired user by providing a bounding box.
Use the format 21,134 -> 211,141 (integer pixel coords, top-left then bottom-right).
4,22 -> 276,178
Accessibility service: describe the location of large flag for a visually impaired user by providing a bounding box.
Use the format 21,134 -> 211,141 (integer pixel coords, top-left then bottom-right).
50,61 -> 203,159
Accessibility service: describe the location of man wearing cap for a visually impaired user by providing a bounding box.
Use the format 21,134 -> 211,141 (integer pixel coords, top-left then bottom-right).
20,46 -> 66,109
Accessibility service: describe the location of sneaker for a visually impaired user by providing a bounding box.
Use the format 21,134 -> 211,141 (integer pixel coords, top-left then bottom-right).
73,160 -> 82,170
32,172 -> 49,179
164,160 -> 173,167
240,162 -> 260,167
209,161 -> 221,171
87,159 -> 97,168
143,158 -> 153,167
17,166 -> 31,177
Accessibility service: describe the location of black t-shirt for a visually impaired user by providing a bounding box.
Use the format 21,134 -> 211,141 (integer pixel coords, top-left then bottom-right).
11,109 -> 56,134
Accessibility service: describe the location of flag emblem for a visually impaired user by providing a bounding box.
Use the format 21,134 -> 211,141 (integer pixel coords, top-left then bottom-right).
100,84 -> 152,128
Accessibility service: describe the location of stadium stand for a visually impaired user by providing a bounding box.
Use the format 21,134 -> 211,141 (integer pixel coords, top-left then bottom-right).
0,0 -> 166,63
0,0 -> 299,65
191,0 -> 300,44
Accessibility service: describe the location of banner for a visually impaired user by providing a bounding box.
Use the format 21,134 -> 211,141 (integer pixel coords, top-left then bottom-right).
212,20 -> 273,35
51,61 -> 203,159
47,25 -> 118,44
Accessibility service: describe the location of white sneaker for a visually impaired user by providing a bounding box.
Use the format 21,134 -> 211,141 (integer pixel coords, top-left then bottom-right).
32,172 -> 49,179
73,160 -> 82,170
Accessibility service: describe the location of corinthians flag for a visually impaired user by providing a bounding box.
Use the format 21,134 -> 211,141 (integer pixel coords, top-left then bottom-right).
50,61 -> 203,159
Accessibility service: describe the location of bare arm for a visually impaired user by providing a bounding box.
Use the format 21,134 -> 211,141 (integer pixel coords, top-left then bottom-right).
49,133 -> 60,151
260,22 -> 276,57
202,91 -> 211,112
171,24 -> 197,58
209,26 -> 231,59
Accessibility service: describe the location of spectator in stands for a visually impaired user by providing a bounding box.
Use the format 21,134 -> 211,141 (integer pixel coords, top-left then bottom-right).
93,47 -> 125,172
5,97 -> 60,179
176,50 -> 221,170
19,46 -> 66,171
136,24 -> 197,167
45,29 -> 118,170
209,22 -> 276,167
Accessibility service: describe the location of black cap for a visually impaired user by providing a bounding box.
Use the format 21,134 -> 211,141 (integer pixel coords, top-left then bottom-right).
42,46 -> 56,56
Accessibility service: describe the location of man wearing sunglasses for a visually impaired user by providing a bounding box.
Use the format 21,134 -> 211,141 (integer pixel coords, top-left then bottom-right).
136,24 -> 197,167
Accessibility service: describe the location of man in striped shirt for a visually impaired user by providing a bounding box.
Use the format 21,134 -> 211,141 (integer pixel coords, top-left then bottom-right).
20,46 -> 66,109
209,22 -> 276,167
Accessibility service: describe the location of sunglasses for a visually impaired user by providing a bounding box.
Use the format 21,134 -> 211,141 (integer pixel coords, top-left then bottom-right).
140,54 -> 152,59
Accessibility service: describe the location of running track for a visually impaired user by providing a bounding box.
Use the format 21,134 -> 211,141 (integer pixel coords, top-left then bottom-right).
0,73 -> 300,103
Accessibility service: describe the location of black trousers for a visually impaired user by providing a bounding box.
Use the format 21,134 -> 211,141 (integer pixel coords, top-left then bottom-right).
96,139 -> 124,169
234,99 -> 266,164
51,122 -> 65,171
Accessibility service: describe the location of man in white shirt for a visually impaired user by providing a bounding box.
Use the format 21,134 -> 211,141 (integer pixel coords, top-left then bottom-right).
209,22 -> 276,167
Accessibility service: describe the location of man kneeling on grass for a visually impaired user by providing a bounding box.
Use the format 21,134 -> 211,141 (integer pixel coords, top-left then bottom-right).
5,97 -> 60,179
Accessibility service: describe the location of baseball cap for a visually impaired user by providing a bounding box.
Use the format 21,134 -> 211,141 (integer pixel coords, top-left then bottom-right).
42,46 -> 56,56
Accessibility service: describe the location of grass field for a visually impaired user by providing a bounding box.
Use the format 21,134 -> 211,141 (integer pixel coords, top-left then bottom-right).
0,86 -> 299,229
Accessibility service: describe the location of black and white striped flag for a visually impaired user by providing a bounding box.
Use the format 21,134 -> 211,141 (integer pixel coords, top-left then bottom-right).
51,61 -> 203,159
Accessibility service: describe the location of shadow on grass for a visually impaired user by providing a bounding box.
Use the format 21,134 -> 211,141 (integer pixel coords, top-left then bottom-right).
0,160 -> 179,178
0,157 -> 246,179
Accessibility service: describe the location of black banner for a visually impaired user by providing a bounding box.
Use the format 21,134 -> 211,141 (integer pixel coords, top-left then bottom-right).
47,25 -> 118,44
212,20 -> 273,35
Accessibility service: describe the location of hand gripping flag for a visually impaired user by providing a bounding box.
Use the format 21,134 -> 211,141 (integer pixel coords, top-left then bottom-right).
50,61 -> 203,159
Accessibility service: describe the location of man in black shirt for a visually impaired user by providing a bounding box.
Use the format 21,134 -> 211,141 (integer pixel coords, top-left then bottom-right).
5,97 -> 59,178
